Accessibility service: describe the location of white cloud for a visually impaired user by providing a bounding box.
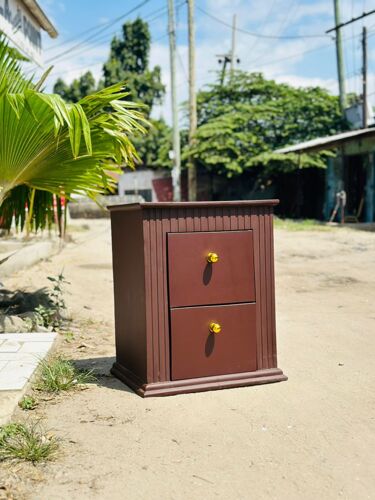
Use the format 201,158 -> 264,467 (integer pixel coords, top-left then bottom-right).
275,74 -> 337,92
29,40 -> 110,91
33,0 -> 375,125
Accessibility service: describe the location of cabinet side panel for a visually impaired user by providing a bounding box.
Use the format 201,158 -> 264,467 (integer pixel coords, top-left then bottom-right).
247,208 -> 263,369
248,206 -> 278,370
259,207 -> 269,368
268,207 -> 278,367
111,209 -> 147,382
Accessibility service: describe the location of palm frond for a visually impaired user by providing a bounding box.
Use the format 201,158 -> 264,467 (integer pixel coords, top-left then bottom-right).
0,36 -> 147,208
0,185 -> 54,232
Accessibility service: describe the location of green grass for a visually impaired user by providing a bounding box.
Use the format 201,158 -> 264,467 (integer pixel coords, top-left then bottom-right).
64,331 -> 75,343
0,422 -> 59,463
274,217 -> 333,232
18,395 -> 37,411
35,356 -> 96,393
66,223 -> 90,233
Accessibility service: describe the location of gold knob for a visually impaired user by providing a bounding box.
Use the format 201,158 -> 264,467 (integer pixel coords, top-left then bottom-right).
209,322 -> 221,334
207,252 -> 219,263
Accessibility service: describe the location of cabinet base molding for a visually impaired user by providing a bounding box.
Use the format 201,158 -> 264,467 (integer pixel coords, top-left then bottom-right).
111,362 -> 287,398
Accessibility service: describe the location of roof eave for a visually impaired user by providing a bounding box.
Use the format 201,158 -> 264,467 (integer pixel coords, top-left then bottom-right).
275,128 -> 375,155
21,0 -> 58,38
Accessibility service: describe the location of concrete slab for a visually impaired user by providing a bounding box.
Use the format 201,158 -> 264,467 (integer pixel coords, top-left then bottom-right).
19,341 -> 52,353
0,333 -> 56,342
0,340 -> 21,352
0,240 -> 59,278
0,332 -> 57,424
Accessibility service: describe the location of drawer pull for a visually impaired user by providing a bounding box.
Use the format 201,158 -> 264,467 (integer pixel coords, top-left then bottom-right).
209,322 -> 222,334
207,252 -> 219,263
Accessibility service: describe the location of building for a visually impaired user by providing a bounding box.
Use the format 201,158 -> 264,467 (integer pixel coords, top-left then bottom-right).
276,128 -> 375,223
0,0 -> 58,65
117,167 -> 174,202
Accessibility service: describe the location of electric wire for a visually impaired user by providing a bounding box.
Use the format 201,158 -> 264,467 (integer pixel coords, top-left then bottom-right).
248,0 -> 301,68
274,0 -> 298,38
196,5 -> 328,39
44,0 -> 151,65
44,0 -> 160,52
25,2 -> 183,76
44,24 -> 375,88
39,32 -> 169,81
245,0 -> 278,63
245,26 -> 375,70
44,0 -> 184,67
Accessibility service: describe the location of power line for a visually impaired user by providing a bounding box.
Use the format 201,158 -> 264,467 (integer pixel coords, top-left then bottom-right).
248,0 -> 300,68
196,5 -> 328,39
326,8 -> 375,33
245,0 -> 278,57
44,0 -> 163,52
32,32 -> 169,81
25,3 -> 180,76
44,0 -> 185,67
44,0 -> 151,65
245,26 -> 375,71
176,48 -> 188,82
274,0 -> 298,38
143,4 -> 170,24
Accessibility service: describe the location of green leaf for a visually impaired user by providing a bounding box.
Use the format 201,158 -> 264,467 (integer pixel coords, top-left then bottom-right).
0,36 -> 148,208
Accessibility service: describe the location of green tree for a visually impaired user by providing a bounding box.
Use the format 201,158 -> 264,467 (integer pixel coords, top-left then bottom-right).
103,18 -> 165,113
52,19 -> 170,169
187,72 -> 347,177
0,36 -> 147,231
133,118 -> 171,168
53,71 -> 97,103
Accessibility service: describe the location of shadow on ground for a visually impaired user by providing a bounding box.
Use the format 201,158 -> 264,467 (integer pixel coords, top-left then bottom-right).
73,356 -> 135,396
339,223 -> 375,232
0,287 -> 51,315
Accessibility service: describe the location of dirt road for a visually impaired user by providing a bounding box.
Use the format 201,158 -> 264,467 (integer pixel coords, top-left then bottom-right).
3,220 -> 375,500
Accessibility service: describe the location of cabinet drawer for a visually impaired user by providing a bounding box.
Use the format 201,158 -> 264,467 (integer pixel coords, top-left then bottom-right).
170,303 -> 257,380
167,231 -> 255,308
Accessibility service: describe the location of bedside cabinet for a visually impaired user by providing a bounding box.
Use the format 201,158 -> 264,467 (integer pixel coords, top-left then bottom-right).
109,201 -> 287,397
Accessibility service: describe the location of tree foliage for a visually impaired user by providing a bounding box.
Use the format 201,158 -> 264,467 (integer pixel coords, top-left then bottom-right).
0,36 -> 147,231
103,18 -> 165,113
186,72 -> 346,177
53,71 -> 97,103
52,19 -> 170,168
132,118 -> 171,169
103,18 -> 171,167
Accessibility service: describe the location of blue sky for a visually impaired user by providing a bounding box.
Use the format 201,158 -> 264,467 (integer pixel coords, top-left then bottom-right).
34,0 -> 375,123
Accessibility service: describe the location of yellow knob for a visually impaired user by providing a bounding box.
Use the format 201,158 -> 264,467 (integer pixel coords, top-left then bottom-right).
209,322 -> 221,334
207,252 -> 219,263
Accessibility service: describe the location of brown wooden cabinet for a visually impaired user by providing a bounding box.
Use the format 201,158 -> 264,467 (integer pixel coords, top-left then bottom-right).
109,201 -> 287,397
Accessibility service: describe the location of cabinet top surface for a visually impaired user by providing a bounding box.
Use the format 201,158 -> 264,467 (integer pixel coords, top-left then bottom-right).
108,200 -> 279,211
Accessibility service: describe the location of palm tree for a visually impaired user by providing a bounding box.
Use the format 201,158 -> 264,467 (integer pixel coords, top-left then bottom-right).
0,37 -> 147,226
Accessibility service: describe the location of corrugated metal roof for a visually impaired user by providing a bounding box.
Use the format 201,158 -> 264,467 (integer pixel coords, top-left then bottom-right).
275,127 -> 375,154
21,0 -> 58,38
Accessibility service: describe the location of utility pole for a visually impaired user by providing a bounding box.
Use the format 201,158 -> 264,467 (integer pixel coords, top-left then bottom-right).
217,14 -> 239,85
230,14 -> 236,77
217,55 -> 230,85
333,0 -> 346,113
168,0 -> 181,201
187,0 -> 197,201
362,26 -> 367,128
327,6 -> 375,122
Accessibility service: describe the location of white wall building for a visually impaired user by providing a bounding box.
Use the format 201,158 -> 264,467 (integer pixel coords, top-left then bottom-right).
0,0 -> 58,65
118,168 -> 173,202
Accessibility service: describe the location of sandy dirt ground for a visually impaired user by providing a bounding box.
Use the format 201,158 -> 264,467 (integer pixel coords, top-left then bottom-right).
1,219 -> 374,500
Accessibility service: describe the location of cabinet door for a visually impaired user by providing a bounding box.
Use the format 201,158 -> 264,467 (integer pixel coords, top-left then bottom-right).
168,231 -> 255,308
170,303 -> 257,380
